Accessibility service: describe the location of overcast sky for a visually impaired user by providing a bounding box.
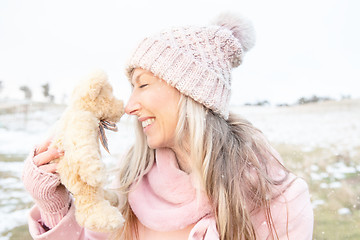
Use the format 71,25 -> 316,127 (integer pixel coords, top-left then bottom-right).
0,0 -> 359,105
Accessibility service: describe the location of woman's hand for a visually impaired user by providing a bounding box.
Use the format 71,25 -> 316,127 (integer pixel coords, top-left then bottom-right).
22,136 -> 70,229
33,137 -> 63,173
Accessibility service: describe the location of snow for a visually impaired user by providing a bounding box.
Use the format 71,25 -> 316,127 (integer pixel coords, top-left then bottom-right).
312,199 -> 325,208
0,99 -> 359,238
234,100 -> 360,153
0,105 -> 135,239
338,208 -> 351,215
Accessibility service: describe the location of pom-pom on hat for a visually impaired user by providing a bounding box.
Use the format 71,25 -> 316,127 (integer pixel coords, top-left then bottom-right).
125,13 -> 255,119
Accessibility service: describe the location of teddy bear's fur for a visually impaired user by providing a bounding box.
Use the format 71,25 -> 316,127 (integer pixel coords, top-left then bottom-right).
49,70 -> 125,232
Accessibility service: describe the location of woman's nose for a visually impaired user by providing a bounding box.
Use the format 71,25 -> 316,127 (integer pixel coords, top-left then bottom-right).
125,94 -> 141,115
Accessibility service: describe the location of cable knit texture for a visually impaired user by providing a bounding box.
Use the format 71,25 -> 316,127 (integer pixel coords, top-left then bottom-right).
22,148 -> 71,228
125,13 -> 255,119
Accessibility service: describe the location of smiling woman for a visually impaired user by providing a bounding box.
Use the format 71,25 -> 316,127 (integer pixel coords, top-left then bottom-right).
126,69 -> 181,150
22,12 -> 313,240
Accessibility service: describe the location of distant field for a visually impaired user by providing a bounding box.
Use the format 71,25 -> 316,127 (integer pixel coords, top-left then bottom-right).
0,154 -> 32,240
2,145 -> 359,240
276,144 -> 360,240
1,99 -> 359,239
241,99 -> 360,239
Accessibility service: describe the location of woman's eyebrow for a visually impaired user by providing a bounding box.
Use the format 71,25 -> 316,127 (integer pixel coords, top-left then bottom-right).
131,72 -> 148,85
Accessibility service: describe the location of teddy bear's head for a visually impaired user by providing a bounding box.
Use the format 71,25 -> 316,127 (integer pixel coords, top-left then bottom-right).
71,70 -> 124,122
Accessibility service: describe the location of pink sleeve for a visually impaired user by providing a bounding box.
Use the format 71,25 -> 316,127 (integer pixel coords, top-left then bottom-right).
253,176 -> 314,240
28,200 -> 109,240
22,149 -> 71,228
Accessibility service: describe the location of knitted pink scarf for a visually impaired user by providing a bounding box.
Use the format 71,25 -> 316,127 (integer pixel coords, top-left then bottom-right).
128,148 -> 219,239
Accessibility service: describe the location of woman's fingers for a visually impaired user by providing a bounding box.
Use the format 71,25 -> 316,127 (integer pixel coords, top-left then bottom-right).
33,148 -> 64,166
39,163 -> 58,173
35,135 -> 54,155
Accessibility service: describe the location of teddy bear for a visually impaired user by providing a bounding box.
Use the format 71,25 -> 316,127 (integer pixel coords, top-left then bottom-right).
49,69 -> 125,232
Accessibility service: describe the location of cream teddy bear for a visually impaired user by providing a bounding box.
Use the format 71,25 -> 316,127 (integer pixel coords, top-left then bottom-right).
49,70 -> 125,232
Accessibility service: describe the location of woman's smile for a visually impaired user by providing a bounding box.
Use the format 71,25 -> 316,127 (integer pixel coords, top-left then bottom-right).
141,118 -> 155,130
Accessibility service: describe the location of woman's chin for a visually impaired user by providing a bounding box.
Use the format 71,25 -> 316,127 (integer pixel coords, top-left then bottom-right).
146,140 -> 158,150
146,141 -> 167,150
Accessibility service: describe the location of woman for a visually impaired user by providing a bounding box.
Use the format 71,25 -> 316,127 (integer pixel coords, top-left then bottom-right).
23,13 -> 314,239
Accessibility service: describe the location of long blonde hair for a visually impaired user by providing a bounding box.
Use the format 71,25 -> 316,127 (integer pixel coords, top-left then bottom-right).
114,95 -> 291,239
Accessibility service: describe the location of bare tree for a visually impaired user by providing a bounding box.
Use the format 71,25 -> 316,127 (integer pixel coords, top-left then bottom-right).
19,85 -> 32,129
42,83 -> 55,102
20,85 -> 32,100
42,83 -> 50,98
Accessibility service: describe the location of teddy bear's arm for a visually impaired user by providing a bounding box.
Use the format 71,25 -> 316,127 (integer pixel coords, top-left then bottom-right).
61,110 -> 105,188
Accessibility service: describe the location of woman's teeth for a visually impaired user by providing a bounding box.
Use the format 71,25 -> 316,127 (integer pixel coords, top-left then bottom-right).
142,118 -> 154,128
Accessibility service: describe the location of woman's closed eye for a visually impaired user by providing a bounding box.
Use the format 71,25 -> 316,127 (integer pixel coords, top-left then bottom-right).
139,84 -> 148,88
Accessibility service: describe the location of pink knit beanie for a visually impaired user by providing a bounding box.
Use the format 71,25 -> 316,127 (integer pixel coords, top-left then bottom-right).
125,13 -> 255,119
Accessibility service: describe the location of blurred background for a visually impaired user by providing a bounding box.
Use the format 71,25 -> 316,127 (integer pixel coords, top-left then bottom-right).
0,0 -> 359,239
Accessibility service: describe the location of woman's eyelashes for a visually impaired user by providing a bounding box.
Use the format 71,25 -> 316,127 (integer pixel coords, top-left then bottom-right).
139,84 -> 148,88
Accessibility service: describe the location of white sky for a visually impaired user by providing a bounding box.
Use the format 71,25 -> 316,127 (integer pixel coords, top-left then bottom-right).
0,0 -> 359,105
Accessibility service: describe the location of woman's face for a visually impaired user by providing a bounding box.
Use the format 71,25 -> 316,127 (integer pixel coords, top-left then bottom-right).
125,68 -> 181,149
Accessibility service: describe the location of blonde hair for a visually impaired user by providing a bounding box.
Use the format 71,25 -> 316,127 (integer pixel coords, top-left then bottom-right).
114,95 -> 291,240
112,119 -> 154,240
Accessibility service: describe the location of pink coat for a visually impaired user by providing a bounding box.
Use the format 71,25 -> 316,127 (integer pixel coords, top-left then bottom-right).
27,177 -> 313,239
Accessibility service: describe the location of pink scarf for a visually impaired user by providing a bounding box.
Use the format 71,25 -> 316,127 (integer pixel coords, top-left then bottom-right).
128,148 -> 219,239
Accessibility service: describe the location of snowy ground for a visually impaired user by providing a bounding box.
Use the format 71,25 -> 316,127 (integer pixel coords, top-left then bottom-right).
0,99 -> 359,239
1,99 -> 359,155
235,98 -> 360,154
0,102 -> 134,239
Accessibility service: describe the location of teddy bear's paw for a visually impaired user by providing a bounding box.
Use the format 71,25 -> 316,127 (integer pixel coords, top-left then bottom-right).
78,162 -> 105,187
76,200 -> 125,232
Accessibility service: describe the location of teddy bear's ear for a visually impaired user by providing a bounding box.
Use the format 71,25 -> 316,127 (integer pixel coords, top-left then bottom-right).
79,69 -> 108,101
88,82 -> 102,101
88,69 -> 108,101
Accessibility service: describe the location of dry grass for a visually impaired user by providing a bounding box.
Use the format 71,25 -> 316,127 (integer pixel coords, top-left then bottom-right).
275,143 -> 360,240
2,99 -> 360,239
4,225 -> 31,240
3,146 -> 360,239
